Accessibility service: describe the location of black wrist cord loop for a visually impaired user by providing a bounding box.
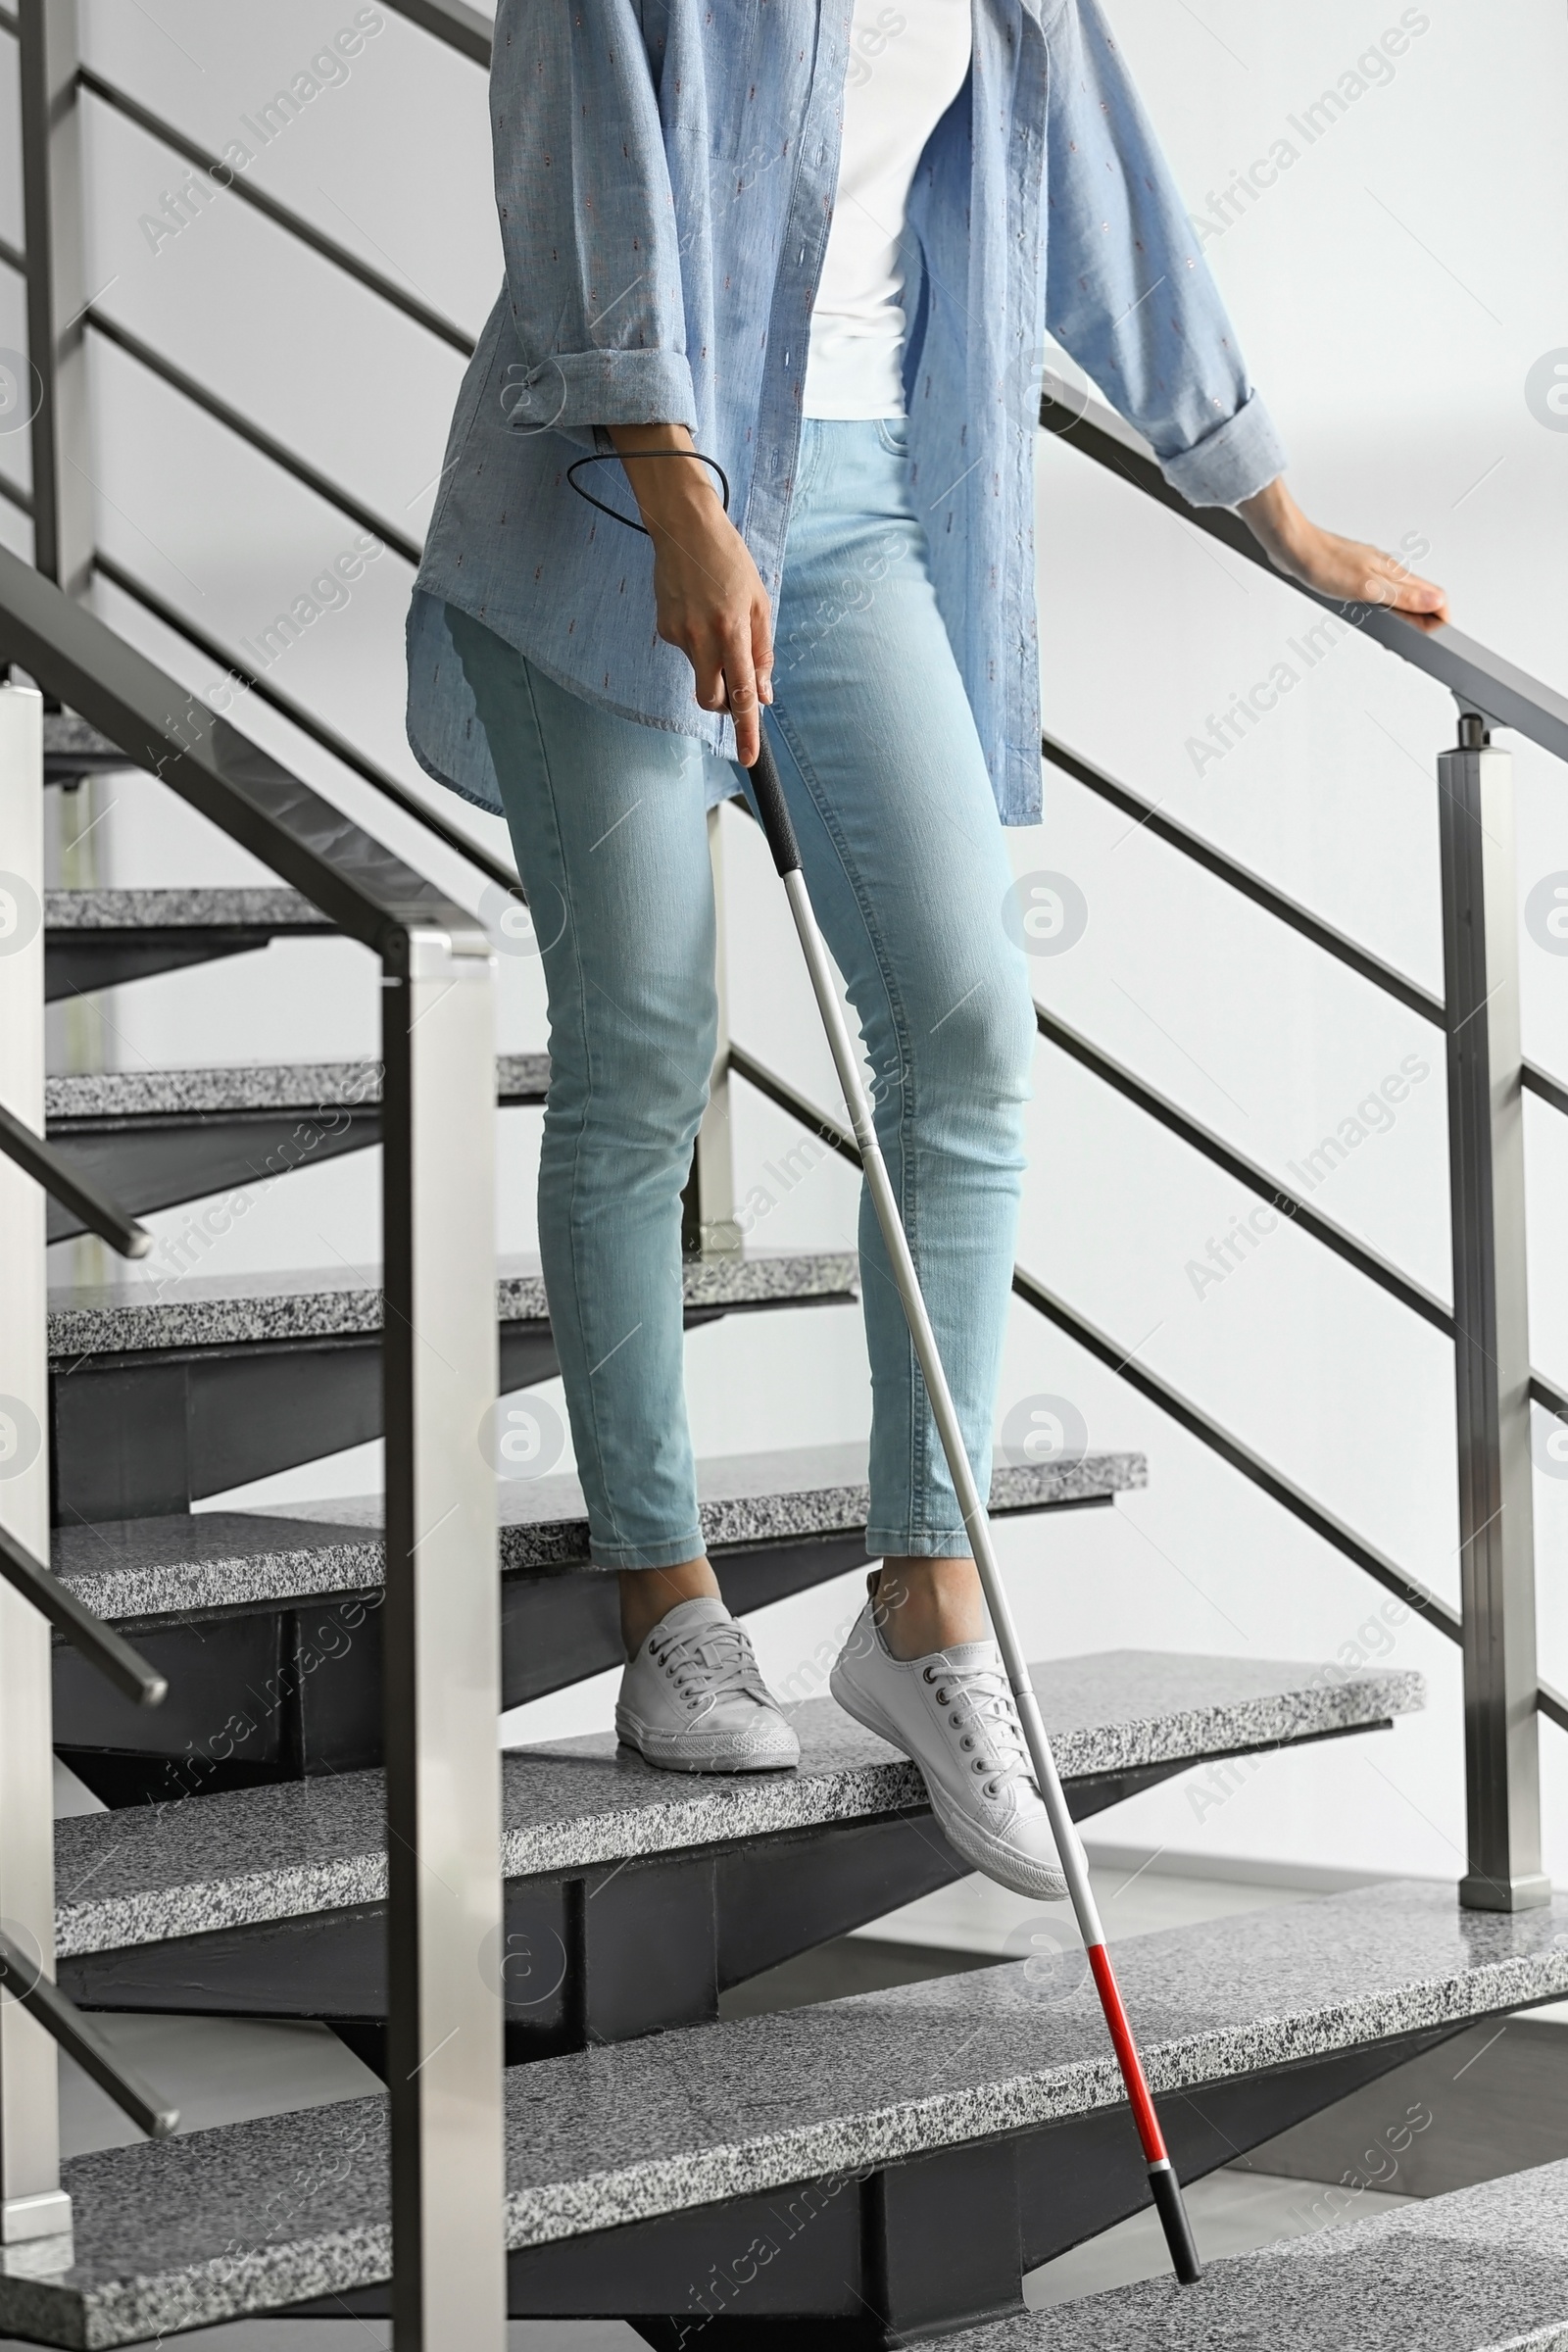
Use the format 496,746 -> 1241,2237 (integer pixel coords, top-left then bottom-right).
565,447 -> 731,536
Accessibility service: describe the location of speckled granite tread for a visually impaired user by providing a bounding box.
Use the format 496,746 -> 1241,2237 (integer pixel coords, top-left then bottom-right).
49,1442 -> 1145,1621
43,887 -> 331,930
43,710 -> 122,759
45,1247 -> 859,1356
50,1650 -> 1418,1957
946,2159 -> 1568,2351
7,1885 -> 1567,2346
45,1055 -> 551,1120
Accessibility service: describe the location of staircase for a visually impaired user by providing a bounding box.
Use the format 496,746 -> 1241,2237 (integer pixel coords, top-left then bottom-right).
5,4 -> 1568,2339
4,637 -> 1562,2344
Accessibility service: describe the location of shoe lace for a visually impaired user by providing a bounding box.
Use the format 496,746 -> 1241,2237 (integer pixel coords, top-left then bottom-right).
648,1617 -> 768,1716
923,1657 -> 1036,1800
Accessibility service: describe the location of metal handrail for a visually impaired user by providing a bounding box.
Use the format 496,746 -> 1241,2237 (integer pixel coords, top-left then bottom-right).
726,1039 -> 1568,1740
98,554 -> 520,895
0,544 -> 475,947
0,1098 -> 150,1258
77,68 -> 474,356
0,231 -> 21,274
1042,393 -> 1568,763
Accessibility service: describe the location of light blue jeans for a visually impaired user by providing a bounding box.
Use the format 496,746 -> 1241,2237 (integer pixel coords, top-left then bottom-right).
447,419 -> 1035,1569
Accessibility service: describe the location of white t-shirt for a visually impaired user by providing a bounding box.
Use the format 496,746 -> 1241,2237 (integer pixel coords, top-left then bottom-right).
803,0 -> 973,419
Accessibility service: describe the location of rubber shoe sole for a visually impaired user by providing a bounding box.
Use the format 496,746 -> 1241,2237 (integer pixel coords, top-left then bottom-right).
614,1702 -> 801,1775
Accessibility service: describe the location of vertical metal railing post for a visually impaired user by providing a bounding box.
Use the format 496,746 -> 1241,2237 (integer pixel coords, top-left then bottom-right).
682,803 -> 740,1253
19,0 -> 93,598
381,920 -> 508,2350
1439,710 -> 1550,1912
0,682 -> 72,2251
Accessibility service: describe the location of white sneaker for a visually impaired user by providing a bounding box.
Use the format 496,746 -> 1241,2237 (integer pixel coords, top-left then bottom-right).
829,1595 -> 1068,1900
615,1597 -> 802,1773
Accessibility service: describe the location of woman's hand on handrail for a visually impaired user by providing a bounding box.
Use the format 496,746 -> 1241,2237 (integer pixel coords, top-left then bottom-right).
607,423 -> 774,765
1238,476 -> 1450,632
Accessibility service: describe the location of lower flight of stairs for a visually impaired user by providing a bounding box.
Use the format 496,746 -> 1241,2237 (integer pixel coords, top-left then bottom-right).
51,1646 -> 1423,2068
951,2159 -> 1568,2351
6,1883 -> 1565,2349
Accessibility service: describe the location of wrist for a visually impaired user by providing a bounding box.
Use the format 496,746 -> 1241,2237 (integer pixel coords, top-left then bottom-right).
1239,475 -> 1311,564
605,426 -> 720,530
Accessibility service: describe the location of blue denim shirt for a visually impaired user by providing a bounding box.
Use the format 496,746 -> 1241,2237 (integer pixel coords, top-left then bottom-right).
407,0 -> 1285,827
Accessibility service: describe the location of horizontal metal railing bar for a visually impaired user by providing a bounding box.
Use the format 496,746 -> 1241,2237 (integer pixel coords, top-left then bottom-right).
0,1927 -> 177,2136
727,1042 -> 864,1162
0,471 -> 32,518
1034,1001 -> 1453,1333
0,4 -> 14,35
0,1521 -> 166,1708
1042,729 -> 1445,1025
729,1041 -> 1568,1736
1523,1062 -> 1568,1123
381,0 -> 494,66
77,68 -> 475,356
99,553 -> 521,894
1042,394 -> 1568,768
84,308 -> 422,565
1044,739 -> 1568,1135
0,1099 -> 151,1258
0,231 -> 22,275
0,544 -> 482,954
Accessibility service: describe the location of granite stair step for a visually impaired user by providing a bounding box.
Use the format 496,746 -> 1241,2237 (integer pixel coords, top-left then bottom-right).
14,1882 -> 1567,2349
43,705 -> 131,785
45,886 -> 337,999
47,1248 -> 861,1521
54,1647 -> 1421,2059
952,2157 -> 1568,2351
49,1442 -> 1143,1797
42,1054 -> 551,1240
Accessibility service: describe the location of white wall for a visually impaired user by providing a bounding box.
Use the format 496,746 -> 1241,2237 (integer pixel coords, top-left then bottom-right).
4,0 -> 1567,1885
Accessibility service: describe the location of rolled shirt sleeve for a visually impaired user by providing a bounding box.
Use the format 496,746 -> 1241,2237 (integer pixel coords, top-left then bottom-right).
1042,0 -> 1287,508
490,0 -> 697,442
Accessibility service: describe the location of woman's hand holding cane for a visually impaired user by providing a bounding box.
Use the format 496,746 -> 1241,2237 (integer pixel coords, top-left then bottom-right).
607,424 -> 774,764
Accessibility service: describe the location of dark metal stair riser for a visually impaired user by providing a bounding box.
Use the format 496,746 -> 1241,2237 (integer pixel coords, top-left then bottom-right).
44,1108 -> 379,1243
48,1299 -> 842,1521
55,1728 -> 1387,2053
45,930 -> 304,1000
50,1530 -> 887,1797
280,2026 -> 1468,2343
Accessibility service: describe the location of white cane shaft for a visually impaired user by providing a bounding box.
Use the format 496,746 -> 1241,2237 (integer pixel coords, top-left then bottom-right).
778,875 -> 1101,1940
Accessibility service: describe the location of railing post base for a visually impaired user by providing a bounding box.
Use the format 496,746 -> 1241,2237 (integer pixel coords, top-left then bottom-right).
1457,1869 -> 1551,1915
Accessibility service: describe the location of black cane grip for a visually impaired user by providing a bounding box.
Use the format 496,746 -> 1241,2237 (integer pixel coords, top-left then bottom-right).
1150,2165 -> 1202,2285
747,734 -> 802,876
